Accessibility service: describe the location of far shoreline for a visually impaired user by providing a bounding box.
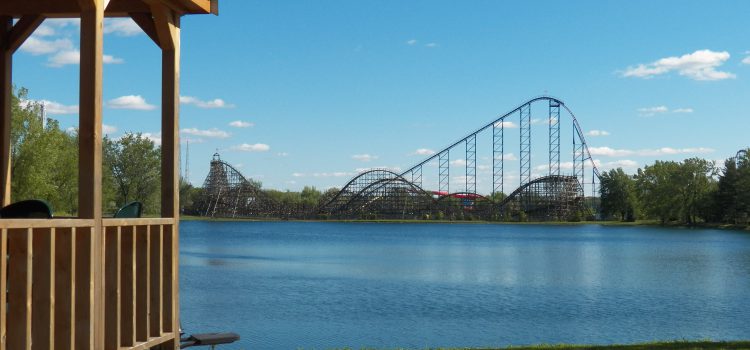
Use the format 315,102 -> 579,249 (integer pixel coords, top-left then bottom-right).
178,215 -> 750,231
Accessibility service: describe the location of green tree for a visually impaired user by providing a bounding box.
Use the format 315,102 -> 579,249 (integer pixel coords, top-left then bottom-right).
105,133 -> 161,214
635,161 -> 682,224
599,168 -> 638,221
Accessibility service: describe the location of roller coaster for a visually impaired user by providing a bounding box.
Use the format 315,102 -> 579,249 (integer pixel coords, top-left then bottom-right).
195,96 -> 601,221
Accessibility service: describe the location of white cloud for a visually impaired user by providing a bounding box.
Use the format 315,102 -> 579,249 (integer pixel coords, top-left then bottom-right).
229,120 -> 254,128
450,159 -> 466,166
102,124 -> 117,135
493,153 -> 518,161
141,132 -> 161,146
181,128 -> 230,138
20,99 -> 79,115
46,49 -> 123,67
425,42 -> 438,48
355,166 -> 401,173
743,56 -> 750,65
106,95 -> 156,110
352,154 -> 378,162
589,146 -> 715,157
277,152 -> 289,157
637,106 -> 669,116
20,37 -> 73,55
406,39 -> 417,46
293,172 -> 354,178
180,96 -> 234,109
638,105 -> 694,116
673,108 -> 694,113
104,18 -> 142,36
412,148 -> 436,156
230,143 -> 270,152
622,49 -> 735,81
586,129 -> 610,137
494,121 -> 518,128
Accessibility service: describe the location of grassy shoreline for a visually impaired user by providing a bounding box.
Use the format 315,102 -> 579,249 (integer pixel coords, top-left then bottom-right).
330,341 -> 750,350
179,215 -> 749,231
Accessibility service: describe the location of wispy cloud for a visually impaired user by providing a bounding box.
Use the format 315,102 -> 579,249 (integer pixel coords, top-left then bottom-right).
230,143 -> 270,152
103,18 -> 142,36
106,95 -> 156,110
19,37 -> 74,55
352,154 -> 378,162
229,120 -> 254,128
424,42 -> 439,48
494,121 -> 518,128
20,99 -> 79,115
141,132 -> 162,146
585,130 -> 610,136
102,124 -> 117,135
621,49 -> 735,81
181,128 -> 231,139
743,56 -> 750,65
411,148 -> 436,156
406,39 -> 417,46
180,96 -> 235,109
589,146 -> 714,157
47,49 -> 124,67
637,105 -> 694,116
292,171 -> 353,178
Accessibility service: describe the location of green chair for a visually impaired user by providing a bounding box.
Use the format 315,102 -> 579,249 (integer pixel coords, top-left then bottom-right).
0,199 -> 53,218
114,201 -> 142,218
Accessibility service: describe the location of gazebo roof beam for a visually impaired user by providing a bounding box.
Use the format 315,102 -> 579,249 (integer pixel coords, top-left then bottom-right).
0,0 -> 215,18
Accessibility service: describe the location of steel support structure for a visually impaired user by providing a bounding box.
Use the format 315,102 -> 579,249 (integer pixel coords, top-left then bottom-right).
411,165 -> 422,189
493,120 -> 504,195
519,103 -> 531,187
465,134 -> 476,194
549,100 -> 560,177
573,125 -> 585,197
439,150 -> 450,194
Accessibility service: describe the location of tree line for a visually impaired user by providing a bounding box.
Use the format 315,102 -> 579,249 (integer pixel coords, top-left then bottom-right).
600,152 -> 750,225
10,88 -> 162,215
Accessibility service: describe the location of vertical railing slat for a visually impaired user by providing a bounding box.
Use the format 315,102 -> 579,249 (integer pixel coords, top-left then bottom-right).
75,227 -> 93,350
55,227 -> 76,350
104,226 -> 121,350
1,228 -> 7,350
7,228 -> 33,350
32,227 -> 55,350
163,224 -> 174,333
135,225 -> 150,341
149,224 -> 163,337
121,225 -> 136,346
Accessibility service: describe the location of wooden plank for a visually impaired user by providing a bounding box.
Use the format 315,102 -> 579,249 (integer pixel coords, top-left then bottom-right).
104,226 -> 120,350
75,227 -> 93,350
7,228 -> 33,350
162,224 -> 173,332
8,15 -> 44,53
0,17 -> 11,207
1,229 -> 7,350
31,228 -> 55,350
0,218 -> 96,229
102,217 -> 173,227
149,224 -> 163,337
79,2 -> 105,349
55,227 -> 76,350
123,333 -> 176,350
135,225 -> 150,342
0,0 -> 213,17
120,225 -> 136,346
129,12 -> 160,47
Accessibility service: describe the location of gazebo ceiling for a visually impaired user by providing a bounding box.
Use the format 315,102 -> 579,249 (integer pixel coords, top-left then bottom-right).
0,0 -> 217,18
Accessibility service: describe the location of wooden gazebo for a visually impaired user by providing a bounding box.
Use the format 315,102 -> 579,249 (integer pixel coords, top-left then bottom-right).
0,1 -> 217,349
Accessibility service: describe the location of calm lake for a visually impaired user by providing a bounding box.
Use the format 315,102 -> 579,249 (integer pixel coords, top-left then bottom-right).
179,221 -> 750,350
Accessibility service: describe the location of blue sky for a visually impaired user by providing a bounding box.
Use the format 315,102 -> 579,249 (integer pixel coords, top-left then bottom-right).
13,0 -> 750,194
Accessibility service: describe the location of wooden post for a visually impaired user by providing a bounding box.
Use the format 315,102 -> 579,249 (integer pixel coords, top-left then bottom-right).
78,0 -> 104,349
153,5 -> 181,348
0,16 -> 12,207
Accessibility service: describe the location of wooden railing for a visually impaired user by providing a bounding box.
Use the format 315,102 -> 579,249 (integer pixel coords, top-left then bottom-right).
1,217 -> 179,350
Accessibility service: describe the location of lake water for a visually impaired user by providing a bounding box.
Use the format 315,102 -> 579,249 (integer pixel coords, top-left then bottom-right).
179,221 -> 750,350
